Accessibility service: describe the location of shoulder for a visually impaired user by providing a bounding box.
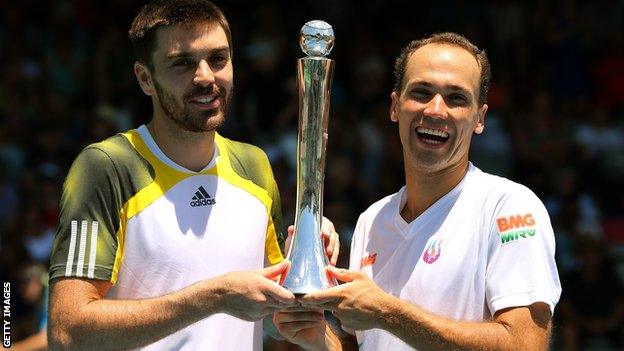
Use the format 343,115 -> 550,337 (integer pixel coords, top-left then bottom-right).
217,134 -> 275,184
357,190 -> 402,224
71,134 -> 139,170
218,134 -> 269,161
65,132 -> 154,197
468,166 -> 545,211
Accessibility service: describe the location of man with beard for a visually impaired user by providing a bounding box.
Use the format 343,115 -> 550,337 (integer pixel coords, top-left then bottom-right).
274,33 -> 562,351
47,1 -> 339,350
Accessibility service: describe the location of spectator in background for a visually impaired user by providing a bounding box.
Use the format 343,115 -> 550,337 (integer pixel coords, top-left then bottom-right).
559,236 -> 624,350
11,263 -> 49,351
575,108 -> 624,160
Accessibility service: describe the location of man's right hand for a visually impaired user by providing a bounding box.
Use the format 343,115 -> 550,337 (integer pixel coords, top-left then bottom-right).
215,260 -> 297,321
273,308 -> 328,350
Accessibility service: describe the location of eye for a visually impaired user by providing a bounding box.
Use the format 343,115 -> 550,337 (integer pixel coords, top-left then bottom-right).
410,89 -> 432,101
447,93 -> 468,106
172,58 -> 195,68
210,54 -> 229,67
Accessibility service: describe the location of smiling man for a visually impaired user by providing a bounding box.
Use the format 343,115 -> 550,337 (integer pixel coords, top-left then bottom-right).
274,33 -> 562,351
46,1 -> 343,350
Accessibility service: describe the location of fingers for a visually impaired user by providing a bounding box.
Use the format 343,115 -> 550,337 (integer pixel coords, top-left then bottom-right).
256,261 -> 296,306
329,233 -> 340,266
281,320 -> 323,331
259,260 -> 291,280
320,217 -> 339,265
274,310 -> 324,324
321,217 -> 335,234
285,225 -> 294,253
263,281 -> 296,305
326,266 -> 356,283
299,287 -> 341,307
273,311 -> 326,341
281,305 -> 319,313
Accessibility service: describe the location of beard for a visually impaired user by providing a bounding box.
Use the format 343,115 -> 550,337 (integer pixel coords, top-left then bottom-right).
153,79 -> 231,133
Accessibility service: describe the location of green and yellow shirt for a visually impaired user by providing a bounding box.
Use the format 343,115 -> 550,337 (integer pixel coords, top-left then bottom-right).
50,125 -> 285,350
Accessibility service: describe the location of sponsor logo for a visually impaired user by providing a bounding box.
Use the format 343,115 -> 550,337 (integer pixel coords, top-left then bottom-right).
496,213 -> 537,244
360,253 -> 377,269
500,229 -> 537,243
423,239 -> 443,264
190,186 -> 216,207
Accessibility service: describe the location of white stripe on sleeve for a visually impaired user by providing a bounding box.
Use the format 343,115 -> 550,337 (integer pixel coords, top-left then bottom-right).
87,221 -> 99,278
76,220 -> 88,278
65,220 -> 78,277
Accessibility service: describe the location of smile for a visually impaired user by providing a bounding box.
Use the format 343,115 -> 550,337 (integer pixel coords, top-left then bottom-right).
189,94 -> 220,110
191,95 -> 218,104
416,127 -> 450,145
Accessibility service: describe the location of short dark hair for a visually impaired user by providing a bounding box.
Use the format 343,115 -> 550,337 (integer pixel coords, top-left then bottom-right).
393,32 -> 491,106
129,0 -> 232,69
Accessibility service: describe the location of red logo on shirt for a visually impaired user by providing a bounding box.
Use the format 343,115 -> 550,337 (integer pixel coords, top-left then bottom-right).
360,253 -> 377,268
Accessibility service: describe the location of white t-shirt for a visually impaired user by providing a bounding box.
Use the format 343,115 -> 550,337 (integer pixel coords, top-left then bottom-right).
349,163 -> 561,351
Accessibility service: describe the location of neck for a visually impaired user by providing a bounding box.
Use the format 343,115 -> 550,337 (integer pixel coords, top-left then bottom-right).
400,159 -> 469,223
147,115 -> 216,172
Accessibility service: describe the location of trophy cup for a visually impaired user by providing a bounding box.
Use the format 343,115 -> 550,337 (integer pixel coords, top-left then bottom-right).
280,20 -> 337,294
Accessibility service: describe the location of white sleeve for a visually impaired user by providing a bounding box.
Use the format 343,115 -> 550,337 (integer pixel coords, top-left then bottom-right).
349,213 -> 366,272
485,186 -> 562,316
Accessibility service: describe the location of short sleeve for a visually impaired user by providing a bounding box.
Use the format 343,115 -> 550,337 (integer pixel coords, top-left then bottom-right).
349,214 -> 366,272
49,147 -> 122,282
485,187 -> 562,315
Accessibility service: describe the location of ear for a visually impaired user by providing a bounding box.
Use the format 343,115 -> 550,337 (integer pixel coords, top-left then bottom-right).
134,62 -> 155,96
390,91 -> 399,122
474,103 -> 488,134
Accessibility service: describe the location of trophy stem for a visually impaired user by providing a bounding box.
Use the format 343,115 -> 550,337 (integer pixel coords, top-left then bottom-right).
281,57 -> 336,294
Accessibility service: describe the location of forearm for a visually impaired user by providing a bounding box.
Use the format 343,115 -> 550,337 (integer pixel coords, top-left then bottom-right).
379,297 -> 549,351
49,279 -> 221,350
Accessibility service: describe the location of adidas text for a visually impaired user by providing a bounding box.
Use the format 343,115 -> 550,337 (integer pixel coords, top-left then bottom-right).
190,198 -> 216,207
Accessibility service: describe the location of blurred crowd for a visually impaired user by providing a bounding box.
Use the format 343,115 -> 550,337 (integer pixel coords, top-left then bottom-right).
0,0 -> 623,350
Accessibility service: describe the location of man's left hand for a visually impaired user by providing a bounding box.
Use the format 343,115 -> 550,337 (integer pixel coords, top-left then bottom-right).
286,217 -> 340,266
299,266 -> 392,331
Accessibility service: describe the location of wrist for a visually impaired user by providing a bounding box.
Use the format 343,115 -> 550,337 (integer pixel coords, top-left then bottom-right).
204,278 -> 228,315
377,292 -> 403,331
185,278 -> 225,317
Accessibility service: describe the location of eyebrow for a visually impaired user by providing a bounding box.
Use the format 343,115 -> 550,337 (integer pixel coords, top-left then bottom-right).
165,46 -> 230,60
410,81 -> 472,95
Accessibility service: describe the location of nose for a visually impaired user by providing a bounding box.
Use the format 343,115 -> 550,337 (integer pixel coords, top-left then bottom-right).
193,59 -> 215,87
423,94 -> 448,119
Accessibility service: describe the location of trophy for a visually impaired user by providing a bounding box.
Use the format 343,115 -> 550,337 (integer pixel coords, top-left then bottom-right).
280,20 -> 337,294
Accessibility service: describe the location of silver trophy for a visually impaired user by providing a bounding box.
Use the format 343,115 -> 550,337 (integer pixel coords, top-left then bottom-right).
280,20 -> 336,294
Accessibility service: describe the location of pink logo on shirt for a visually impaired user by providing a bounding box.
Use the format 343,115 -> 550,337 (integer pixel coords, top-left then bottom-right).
423,239 -> 443,264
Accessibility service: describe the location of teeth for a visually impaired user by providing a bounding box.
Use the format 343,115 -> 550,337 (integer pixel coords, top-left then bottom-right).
194,96 -> 217,104
416,127 -> 449,138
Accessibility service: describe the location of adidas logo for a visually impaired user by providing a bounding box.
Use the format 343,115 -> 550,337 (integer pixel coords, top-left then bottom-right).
190,186 -> 216,207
